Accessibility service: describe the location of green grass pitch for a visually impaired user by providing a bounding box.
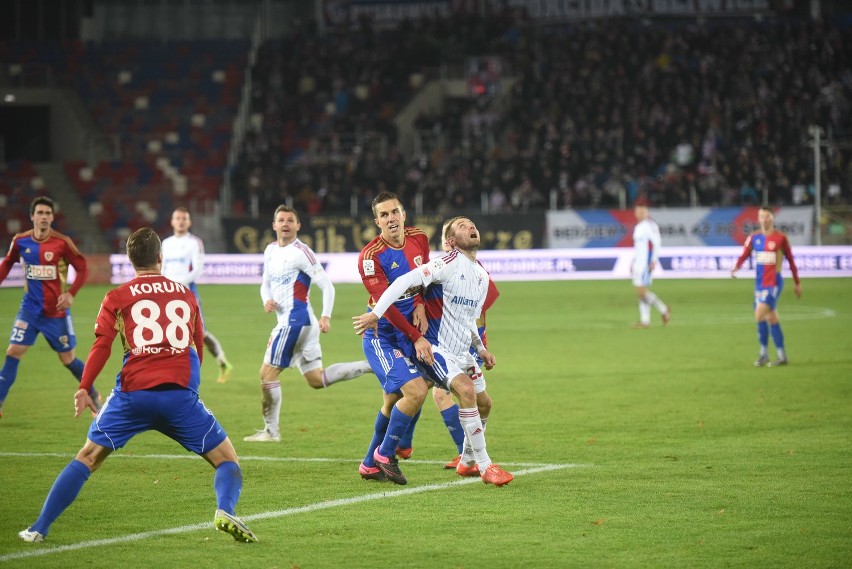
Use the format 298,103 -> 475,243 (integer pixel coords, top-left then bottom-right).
0,278 -> 850,568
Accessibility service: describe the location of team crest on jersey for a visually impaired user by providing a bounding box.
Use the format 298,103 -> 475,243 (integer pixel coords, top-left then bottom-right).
45,251 -> 54,262
362,259 -> 375,276
768,242 -> 776,250
393,349 -> 403,358
413,255 -> 422,266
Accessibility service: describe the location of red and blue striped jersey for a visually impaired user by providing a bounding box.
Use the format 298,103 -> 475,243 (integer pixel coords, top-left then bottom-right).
735,230 -> 800,289
0,229 -> 88,318
80,274 -> 204,393
358,227 -> 430,344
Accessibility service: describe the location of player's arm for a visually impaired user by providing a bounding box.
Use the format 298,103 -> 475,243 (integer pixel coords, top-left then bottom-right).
470,323 -> 495,370
192,298 -> 205,359
781,235 -> 802,298
354,267 -> 429,333
731,234 -> 754,277
359,255 -> 423,342
185,238 -> 204,285
0,238 -> 21,283
310,260 -> 335,333
76,297 -> 118,416
260,248 -> 276,313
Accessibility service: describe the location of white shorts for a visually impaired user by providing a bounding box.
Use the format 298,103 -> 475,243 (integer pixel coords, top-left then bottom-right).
420,345 -> 486,394
263,321 -> 323,375
632,262 -> 653,288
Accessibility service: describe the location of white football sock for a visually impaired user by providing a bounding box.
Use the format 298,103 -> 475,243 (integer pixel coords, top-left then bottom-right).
459,407 -> 491,471
261,380 -> 282,436
322,361 -> 372,387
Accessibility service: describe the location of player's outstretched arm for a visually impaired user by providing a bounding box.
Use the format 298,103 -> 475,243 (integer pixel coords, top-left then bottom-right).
74,389 -> 97,418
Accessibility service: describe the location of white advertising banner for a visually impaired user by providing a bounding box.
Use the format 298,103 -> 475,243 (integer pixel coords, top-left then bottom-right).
546,206 -> 814,248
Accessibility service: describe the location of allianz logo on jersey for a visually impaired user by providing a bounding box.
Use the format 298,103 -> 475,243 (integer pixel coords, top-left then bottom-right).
450,296 -> 478,307
25,264 -> 57,280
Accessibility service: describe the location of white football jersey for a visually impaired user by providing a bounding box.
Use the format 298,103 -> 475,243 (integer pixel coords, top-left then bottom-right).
261,238 -> 333,326
161,233 -> 204,286
633,218 -> 662,270
372,249 -> 487,358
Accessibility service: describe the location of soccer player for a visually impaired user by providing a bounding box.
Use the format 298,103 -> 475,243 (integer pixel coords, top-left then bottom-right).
354,216 -> 514,487
356,191 -> 436,485
244,205 -> 372,443
401,218 -> 499,474
731,206 -> 802,366
0,196 -> 100,418
18,227 -> 257,544
162,207 -> 233,383
631,199 -> 671,328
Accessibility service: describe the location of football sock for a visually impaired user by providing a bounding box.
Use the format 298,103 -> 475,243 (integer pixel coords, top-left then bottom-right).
0,355 -> 21,401
260,380 -> 282,436
398,408 -> 422,450
644,291 -> 669,315
757,321 -> 769,355
378,405 -> 415,459
363,410 -> 390,467
65,358 -> 85,380
30,459 -> 91,536
203,331 -> 224,359
213,461 -> 243,515
459,407 -> 491,471
770,323 -> 785,355
440,404 -> 465,454
321,361 -> 372,387
639,299 -> 651,324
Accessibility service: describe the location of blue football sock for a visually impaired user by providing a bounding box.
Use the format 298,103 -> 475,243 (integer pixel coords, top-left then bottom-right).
378,406 -> 415,459
757,321 -> 769,356
213,461 -> 243,515
0,355 -> 21,401
363,411 -> 390,467
65,358 -> 85,381
769,323 -> 784,350
440,404 -> 465,454
31,459 -> 91,536
397,408 -> 421,449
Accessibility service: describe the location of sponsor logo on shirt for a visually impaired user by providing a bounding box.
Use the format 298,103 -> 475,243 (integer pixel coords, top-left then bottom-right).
131,346 -> 188,355
391,261 -> 399,269
450,296 -> 479,307
363,259 -> 375,276
755,251 -> 776,265
25,264 -> 58,280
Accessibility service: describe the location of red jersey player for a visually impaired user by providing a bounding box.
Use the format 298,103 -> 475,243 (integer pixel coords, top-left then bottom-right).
731,206 -> 802,366
0,196 -> 99,417
18,227 -> 257,544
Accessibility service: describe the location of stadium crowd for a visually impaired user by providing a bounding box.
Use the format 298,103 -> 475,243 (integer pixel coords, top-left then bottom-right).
231,12 -> 851,215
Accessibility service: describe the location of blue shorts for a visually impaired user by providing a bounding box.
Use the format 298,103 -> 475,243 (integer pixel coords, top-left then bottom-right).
362,334 -> 422,395
754,282 -> 784,311
9,309 -> 77,352
88,387 -> 228,455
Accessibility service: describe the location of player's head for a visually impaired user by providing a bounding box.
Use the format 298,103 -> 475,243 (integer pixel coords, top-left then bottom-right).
633,197 -> 649,220
441,219 -> 452,252
444,216 -> 480,253
758,205 -> 775,231
127,227 -> 162,270
30,196 -> 56,232
273,205 -> 300,245
372,191 -> 406,243
171,207 -> 192,235
30,196 -> 55,217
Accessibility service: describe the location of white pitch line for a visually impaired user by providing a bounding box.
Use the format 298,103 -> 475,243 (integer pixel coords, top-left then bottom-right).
0,451 -> 563,468
0,462 -> 584,563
